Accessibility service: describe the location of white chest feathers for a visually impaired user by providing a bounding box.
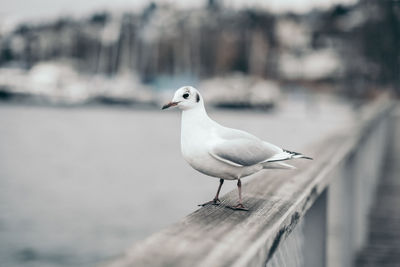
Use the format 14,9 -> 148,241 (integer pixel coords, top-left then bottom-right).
180,108 -> 213,163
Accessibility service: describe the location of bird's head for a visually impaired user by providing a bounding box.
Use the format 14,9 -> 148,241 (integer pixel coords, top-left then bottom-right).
162,86 -> 203,111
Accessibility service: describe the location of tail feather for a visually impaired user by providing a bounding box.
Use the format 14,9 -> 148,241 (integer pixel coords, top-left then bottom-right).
284,149 -> 313,160
299,155 -> 313,160
263,149 -> 313,163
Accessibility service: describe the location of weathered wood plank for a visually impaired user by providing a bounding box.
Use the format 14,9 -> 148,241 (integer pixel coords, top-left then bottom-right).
104,96 -> 394,267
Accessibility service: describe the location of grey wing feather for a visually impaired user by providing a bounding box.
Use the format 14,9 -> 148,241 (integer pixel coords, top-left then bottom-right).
210,127 -> 283,167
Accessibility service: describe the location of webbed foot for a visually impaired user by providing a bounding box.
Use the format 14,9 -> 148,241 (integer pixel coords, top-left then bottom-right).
198,198 -> 221,207
227,203 -> 249,211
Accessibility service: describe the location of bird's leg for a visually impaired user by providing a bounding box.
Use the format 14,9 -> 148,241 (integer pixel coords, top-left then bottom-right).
198,179 -> 224,206
214,178 -> 224,202
228,179 -> 249,211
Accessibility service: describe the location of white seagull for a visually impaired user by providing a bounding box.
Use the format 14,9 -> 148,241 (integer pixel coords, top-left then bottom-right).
162,86 -> 312,210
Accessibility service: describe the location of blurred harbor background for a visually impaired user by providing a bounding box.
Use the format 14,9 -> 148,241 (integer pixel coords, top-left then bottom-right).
0,0 -> 399,266
1,0 -> 399,105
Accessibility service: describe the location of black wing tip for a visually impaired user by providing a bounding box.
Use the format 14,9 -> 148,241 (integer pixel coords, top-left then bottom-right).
284,149 -> 313,160
284,149 -> 299,155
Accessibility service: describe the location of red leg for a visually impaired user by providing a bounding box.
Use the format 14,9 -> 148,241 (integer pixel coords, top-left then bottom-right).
228,179 -> 249,211
198,179 -> 224,206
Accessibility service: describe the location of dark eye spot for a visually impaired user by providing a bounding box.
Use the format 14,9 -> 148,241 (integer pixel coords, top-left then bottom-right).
183,93 -> 189,99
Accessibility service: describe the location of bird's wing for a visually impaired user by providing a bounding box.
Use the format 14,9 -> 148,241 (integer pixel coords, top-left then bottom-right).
209,127 -> 283,167
262,161 -> 296,169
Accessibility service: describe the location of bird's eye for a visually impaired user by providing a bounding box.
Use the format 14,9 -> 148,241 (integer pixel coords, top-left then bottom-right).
183,93 -> 189,99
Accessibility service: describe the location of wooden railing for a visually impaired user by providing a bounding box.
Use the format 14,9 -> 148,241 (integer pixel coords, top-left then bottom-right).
104,96 -> 394,267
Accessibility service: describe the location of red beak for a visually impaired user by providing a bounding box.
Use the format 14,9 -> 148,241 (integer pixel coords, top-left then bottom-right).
161,101 -> 179,110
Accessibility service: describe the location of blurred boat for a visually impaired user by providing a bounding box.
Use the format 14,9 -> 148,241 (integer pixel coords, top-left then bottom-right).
199,73 -> 281,111
0,62 -> 156,107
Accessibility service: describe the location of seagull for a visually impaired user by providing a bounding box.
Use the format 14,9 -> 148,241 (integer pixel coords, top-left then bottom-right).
162,86 -> 312,210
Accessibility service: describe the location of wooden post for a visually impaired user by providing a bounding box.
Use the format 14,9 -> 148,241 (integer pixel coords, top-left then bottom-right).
303,190 -> 327,267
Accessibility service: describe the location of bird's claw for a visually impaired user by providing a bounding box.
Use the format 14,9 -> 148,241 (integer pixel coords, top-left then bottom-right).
198,198 -> 221,207
227,203 -> 249,211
